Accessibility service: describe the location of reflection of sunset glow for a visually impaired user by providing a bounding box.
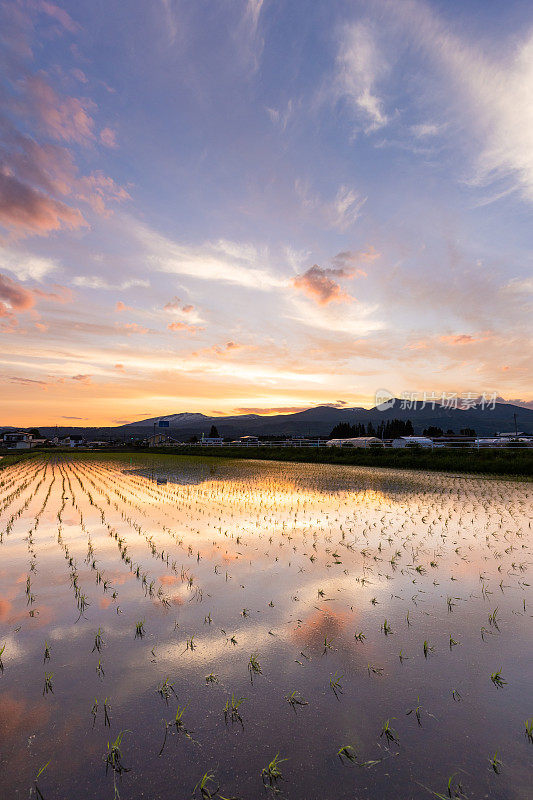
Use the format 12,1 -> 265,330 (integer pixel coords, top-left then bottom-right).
0,454 -> 531,800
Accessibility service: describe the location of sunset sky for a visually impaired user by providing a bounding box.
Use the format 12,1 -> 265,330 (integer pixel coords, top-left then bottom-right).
1,0 -> 532,426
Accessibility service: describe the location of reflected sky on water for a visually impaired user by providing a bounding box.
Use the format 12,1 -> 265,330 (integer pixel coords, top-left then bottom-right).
0,454 -> 532,799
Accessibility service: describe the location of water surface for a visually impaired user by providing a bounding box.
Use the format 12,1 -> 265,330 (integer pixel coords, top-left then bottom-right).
0,454 -> 532,799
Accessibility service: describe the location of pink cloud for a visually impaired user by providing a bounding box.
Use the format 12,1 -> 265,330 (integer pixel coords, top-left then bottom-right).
439,332 -> 493,346
75,171 -> 131,215
0,170 -> 86,235
24,73 -> 96,144
71,374 -> 91,384
164,296 -> 181,311
33,284 -> 73,303
164,296 -> 197,315
0,273 -> 35,311
32,1 -> 80,34
71,68 -> 88,84
115,301 -> 130,312
100,127 -> 118,148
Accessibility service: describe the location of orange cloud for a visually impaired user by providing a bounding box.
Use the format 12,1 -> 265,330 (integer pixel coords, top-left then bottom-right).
292,264 -> 353,305
194,340 -> 251,356
117,322 -> 149,335
292,249 -> 378,305
168,321 -> 203,333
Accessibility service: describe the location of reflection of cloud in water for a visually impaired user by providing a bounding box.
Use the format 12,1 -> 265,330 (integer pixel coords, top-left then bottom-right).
0,453 -> 531,800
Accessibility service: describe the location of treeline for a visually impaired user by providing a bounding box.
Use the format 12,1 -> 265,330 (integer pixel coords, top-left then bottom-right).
329,419 -> 414,439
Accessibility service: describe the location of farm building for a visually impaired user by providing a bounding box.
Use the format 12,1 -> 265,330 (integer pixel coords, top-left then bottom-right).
327,437 -> 383,448
2,432 -> 35,449
392,436 -> 433,448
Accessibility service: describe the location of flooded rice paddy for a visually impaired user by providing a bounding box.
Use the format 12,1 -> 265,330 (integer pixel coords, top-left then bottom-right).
0,453 -> 532,800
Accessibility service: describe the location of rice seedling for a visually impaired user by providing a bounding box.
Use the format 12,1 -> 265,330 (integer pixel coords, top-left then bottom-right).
489,752 -> 502,774
158,705 -> 190,755
104,729 -> 130,800
43,641 -> 51,663
525,718 -> 533,743
354,631 -> 366,642
329,671 -> 343,697
380,718 -> 400,745
285,690 -> 308,709
381,619 -> 393,635
205,673 -> 218,683
0,643 -> 5,672
134,619 -> 145,639
104,698 -> 111,727
91,698 -> 98,725
42,672 -> 54,695
488,608 -> 500,629
423,640 -> 434,658
157,678 -> 177,704
248,653 -> 262,681
30,760 -> 50,800
193,772 -> 219,799
367,663 -> 384,676
337,745 -> 357,763
452,688 -> 462,702
398,650 -> 409,663
96,659 -> 105,679
223,694 -> 245,725
92,628 -> 104,653
490,669 -> 507,688
261,753 -> 287,787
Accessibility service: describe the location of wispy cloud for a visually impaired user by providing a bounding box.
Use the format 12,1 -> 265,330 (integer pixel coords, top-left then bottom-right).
295,181 -> 367,231
335,21 -> 389,133
134,223 -> 286,290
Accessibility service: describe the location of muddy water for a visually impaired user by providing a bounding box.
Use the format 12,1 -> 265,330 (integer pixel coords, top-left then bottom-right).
0,454 -> 531,799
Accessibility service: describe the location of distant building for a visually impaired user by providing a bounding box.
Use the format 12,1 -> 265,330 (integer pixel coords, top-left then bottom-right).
2,431 -> 34,449
239,435 -> 259,444
327,436 -> 383,448
59,435 -> 85,448
200,436 -> 224,445
392,436 -> 433,448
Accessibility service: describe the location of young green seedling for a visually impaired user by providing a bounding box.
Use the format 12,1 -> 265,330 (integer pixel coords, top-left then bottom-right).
261,753 -> 287,787
490,669 -> 507,688
337,745 -> 357,763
